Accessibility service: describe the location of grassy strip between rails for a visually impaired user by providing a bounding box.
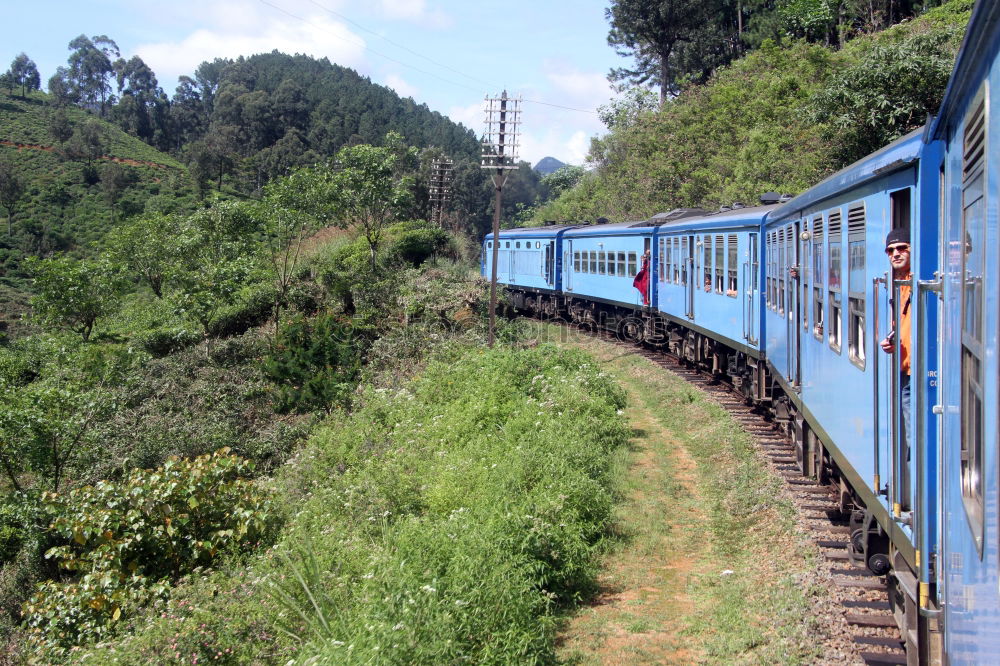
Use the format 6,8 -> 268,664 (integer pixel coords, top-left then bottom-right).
70,342 -> 629,665
544,324 -> 829,664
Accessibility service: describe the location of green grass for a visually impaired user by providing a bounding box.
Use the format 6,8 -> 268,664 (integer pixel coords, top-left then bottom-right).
540,323 -> 826,664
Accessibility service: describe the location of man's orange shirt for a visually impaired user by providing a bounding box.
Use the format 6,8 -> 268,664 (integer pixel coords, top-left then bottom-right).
898,275 -> 912,375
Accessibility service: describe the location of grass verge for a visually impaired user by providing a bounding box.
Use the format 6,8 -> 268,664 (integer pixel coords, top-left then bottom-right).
544,323 -> 828,665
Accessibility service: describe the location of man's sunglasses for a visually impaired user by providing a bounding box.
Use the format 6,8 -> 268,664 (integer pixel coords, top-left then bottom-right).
885,244 -> 910,255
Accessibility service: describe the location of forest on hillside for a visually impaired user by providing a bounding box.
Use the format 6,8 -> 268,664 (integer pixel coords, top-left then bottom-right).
532,0 -> 973,222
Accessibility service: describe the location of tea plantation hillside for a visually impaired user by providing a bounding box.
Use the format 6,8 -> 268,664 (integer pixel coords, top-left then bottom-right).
0,91 -> 197,336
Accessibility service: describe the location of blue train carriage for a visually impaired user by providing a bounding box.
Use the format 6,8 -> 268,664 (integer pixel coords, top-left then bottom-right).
766,128 -> 940,657
559,218 -> 657,332
482,223 -> 576,317
653,203 -> 774,402
928,1 -> 1000,661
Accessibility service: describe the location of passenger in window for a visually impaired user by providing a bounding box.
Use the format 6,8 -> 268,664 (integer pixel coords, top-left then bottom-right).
879,228 -> 912,454
633,250 -> 651,305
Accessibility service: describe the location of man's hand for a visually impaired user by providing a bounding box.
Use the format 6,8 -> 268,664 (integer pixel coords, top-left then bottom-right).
880,334 -> 895,353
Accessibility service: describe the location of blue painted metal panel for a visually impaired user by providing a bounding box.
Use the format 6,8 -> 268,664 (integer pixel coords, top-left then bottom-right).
561,231 -> 651,307
769,158 -> 925,558
931,3 -> 1000,659
653,207 -> 771,352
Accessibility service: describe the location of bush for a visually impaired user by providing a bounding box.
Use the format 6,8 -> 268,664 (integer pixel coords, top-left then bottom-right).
207,281 -> 277,338
23,449 -> 273,655
134,326 -> 201,357
262,311 -> 366,414
85,333 -> 306,479
269,344 -> 629,664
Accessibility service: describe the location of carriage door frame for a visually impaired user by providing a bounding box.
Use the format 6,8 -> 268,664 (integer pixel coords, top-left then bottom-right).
565,240 -> 574,292
544,241 -> 554,286
746,232 -> 759,345
686,234 -> 696,319
786,222 -> 802,386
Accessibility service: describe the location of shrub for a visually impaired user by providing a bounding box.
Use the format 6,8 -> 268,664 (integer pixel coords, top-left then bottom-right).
262,311 -> 366,413
207,281 -> 277,338
23,449 -> 273,655
134,326 -> 201,357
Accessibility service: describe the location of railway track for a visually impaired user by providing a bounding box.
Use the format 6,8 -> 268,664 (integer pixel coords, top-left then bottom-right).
570,322 -> 909,665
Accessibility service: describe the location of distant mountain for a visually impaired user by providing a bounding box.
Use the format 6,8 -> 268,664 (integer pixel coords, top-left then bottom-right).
534,157 -> 566,175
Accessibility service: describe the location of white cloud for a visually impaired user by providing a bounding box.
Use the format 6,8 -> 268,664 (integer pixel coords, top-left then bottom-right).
134,3 -> 367,88
519,126 -> 597,168
447,101 -> 486,133
378,0 -> 452,28
545,67 -> 613,103
383,73 -> 418,98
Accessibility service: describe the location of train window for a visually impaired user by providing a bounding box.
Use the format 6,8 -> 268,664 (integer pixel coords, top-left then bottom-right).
778,227 -> 786,314
960,90 -> 986,544
516,241 -> 521,249
828,210 -> 843,353
673,238 -> 680,283
847,203 -> 866,369
505,241 -> 510,248
574,251 -> 581,272
609,250 -> 618,276
589,251 -> 597,273
536,241 -> 541,249
660,238 -> 667,282
681,238 -> 688,285
764,231 -> 774,310
714,234 -> 725,293
812,215 -> 824,340
617,252 -> 626,276
628,252 -> 638,277
598,251 -> 606,275
703,236 -> 712,291
727,234 -> 738,297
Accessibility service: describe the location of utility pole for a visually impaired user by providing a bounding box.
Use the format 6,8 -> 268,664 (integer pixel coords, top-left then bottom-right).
481,90 -> 522,348
428,157 -> 453,227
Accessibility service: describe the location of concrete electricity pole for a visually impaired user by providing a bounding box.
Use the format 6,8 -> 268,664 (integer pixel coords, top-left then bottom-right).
481,90 -> 522,347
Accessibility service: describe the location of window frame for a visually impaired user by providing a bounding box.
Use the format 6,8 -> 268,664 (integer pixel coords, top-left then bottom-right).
827,210 -> 843,354
847,202 -> 867,370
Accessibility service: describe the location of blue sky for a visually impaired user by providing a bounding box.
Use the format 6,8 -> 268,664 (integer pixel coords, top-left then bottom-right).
2,0 -> 632,166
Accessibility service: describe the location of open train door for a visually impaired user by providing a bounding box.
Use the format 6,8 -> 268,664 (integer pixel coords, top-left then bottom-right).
785,222 -> 801,387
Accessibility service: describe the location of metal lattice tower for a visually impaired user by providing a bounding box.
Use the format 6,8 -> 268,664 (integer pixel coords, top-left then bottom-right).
428,158 -> 453,226
481,91 -> 522,347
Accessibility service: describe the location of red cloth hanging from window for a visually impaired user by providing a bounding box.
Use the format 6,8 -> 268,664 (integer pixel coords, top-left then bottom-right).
633,256 -> 650,305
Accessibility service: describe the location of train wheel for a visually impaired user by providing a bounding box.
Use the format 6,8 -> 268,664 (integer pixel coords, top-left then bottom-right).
616,317 -> 645,344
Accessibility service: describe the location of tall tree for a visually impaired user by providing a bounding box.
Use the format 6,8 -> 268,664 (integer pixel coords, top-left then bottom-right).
47,66 -> 77,107
7,53 -> 41,98
67,34 -> 120,116
0,158 -> 25,235
276,131 -> 417,270
606,0 -> 715,104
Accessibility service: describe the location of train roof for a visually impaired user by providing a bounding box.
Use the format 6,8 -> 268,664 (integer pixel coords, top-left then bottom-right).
485,223 -> 580,240
768,127 -> 924,222
930,0 -> 1000,141
655,204 -> 777,231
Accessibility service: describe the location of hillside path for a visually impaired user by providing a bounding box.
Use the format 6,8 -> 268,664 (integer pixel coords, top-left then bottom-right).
555,331 -> 709,664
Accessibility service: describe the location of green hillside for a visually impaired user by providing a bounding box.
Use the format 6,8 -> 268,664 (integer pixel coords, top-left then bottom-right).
0,91 -> 198,336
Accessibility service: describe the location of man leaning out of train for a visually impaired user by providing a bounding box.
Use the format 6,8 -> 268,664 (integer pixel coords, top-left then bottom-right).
880,228 -> 912,457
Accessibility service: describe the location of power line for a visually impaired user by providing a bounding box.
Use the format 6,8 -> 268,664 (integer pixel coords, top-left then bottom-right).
305,0 -> 492,88
256,0 -> 483,94
256,0 -> 600,116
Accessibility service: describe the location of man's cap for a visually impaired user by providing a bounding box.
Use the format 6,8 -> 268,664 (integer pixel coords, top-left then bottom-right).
885,227 -> 910,250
